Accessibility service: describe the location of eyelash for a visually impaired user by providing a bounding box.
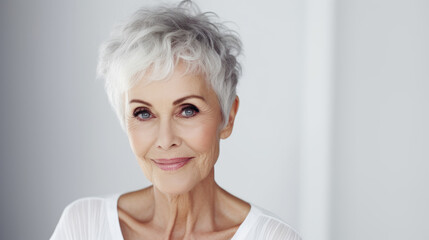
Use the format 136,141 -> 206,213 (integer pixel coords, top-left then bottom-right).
180,104 -> 199,117
133,107 -> 153,121
132,104 -> 200,121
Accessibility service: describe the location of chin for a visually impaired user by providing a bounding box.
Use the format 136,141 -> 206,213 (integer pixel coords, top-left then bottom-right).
151,170 -> 202,195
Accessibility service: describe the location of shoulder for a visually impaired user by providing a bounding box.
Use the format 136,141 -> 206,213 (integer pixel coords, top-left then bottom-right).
59,196 -> 113,224
64,196 -> 107,214
50,195 -> 119,240
117,187 -> 154,221
240,205 -> 302,240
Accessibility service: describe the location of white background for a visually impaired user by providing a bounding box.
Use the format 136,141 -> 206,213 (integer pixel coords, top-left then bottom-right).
0,0 -> 428,239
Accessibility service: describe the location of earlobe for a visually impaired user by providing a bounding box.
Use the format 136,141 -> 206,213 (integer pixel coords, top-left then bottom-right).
220,96 -> 240,139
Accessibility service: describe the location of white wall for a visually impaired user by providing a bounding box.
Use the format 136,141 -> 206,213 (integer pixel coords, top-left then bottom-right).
0,0 -> 304,239
331,0 -> 429,239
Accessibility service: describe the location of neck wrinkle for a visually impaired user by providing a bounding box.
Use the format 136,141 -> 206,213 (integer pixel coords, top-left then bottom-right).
152,169 -> 219,239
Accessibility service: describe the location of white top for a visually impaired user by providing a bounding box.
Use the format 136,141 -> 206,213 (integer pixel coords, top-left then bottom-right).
51,194 -> 301,240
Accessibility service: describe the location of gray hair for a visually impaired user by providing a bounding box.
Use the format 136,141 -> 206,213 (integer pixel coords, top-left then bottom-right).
97,1 -> 242,130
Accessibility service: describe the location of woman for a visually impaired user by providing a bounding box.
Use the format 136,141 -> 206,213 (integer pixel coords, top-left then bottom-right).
51,1 -> 301,239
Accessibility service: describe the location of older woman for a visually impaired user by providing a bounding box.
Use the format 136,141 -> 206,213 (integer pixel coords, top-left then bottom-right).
51,1 -> 301,240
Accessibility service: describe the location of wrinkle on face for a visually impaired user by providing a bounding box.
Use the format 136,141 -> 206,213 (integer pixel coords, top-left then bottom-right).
125,62 -> 224,195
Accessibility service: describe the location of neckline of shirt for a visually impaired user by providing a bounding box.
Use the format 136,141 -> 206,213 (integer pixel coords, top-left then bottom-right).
106,193 -> 259,240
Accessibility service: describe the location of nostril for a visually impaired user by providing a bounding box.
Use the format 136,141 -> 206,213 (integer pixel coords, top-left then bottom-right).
157,139 -> 180,150
158,144 -> 177,150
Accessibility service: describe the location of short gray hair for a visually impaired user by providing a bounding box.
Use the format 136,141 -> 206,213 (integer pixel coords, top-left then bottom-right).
97,1 -> 242,130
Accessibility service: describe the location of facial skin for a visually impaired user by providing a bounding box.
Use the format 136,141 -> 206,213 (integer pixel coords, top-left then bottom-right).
126,63 -> 236,195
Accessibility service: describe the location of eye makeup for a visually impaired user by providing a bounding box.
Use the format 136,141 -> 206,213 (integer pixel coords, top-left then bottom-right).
133,107 -> 154,121
178,104 -> 200,118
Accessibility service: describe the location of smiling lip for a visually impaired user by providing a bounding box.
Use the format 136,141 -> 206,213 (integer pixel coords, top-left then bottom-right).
152,157 -> 193,171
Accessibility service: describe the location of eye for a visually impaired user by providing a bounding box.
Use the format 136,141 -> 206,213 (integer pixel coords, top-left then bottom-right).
180,105 -> 199,118
133,108 -> 154,121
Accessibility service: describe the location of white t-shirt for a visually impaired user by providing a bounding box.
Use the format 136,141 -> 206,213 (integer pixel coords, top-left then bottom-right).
51,194 -> 301,240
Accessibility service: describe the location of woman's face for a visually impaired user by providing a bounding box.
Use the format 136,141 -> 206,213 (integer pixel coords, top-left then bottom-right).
126,64 -> 232,195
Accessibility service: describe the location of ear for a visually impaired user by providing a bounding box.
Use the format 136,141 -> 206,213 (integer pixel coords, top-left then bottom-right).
220,96 -> 240,139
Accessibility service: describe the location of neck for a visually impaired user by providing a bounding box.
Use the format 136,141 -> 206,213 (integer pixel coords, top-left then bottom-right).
152,169 -> 219,239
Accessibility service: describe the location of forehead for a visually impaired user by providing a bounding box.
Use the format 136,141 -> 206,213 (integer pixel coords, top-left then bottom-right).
127,64 -> 217,104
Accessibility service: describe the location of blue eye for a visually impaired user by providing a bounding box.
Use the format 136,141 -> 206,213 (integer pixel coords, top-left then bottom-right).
133,108 -> 153,121
181,105 -> 199,117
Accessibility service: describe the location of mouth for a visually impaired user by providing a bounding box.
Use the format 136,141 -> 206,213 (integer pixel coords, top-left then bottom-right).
152,157 -> 193,171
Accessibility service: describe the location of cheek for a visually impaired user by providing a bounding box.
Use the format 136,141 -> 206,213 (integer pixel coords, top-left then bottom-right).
127,123 -> 156,179
181,117 -> 221,160
128,126 -> 154,155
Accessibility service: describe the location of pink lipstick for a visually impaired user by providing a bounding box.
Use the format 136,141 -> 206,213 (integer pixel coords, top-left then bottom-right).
152,157 -> 193,171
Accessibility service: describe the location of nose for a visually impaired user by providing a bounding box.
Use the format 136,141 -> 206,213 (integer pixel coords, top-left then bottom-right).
156,119 -> 181,150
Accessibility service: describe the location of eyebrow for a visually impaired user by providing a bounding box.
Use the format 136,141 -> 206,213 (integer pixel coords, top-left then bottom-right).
129,99 -> 152,107
173,95 -> 206,105
129,95 -> 206,106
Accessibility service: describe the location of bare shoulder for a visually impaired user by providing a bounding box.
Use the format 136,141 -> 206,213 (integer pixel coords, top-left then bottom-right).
117,186 -> 154,222
215,186 -> 251,229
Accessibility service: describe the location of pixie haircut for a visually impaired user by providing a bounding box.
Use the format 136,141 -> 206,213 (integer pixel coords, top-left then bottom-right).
97,1 -> 242,130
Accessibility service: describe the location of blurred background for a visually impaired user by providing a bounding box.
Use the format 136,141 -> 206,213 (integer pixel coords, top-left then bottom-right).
0,0 -> 428,239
